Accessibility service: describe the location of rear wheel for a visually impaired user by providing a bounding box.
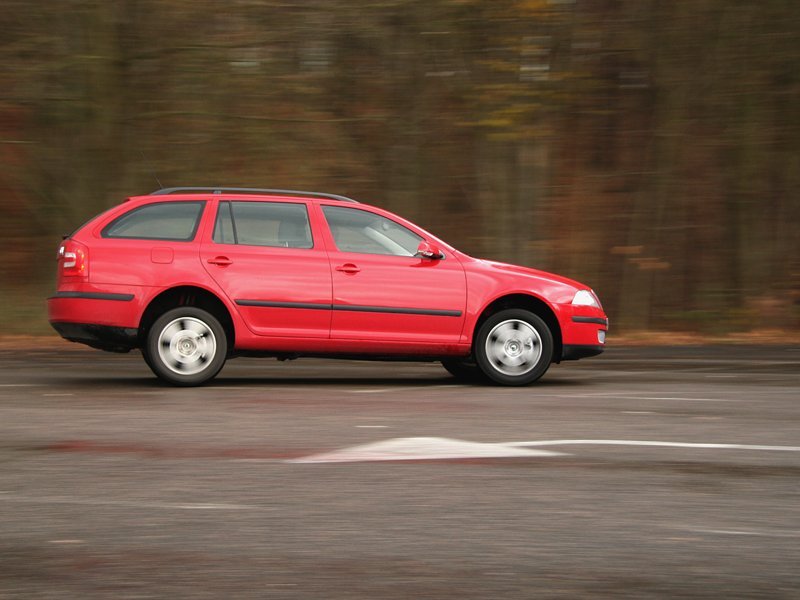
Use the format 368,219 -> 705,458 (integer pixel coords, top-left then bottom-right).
144,307 -> 227,386
474,309 -> 553,386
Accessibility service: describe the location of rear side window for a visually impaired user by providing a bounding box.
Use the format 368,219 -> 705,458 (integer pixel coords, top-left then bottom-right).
213,201 -> 313,249
102,201 -> 205,241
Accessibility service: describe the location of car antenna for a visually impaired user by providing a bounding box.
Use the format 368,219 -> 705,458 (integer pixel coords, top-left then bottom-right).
139,149 -> 163,189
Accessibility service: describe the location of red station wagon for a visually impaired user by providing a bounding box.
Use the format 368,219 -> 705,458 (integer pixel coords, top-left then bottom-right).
48,187 -> 608,386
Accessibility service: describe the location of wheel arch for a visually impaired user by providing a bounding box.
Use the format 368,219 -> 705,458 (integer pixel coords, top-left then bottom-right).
473,293 -> 562,362
139,286 -> 235,349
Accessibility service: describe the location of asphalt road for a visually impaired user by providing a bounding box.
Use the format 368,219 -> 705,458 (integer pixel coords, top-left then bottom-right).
1,345 -> 799,599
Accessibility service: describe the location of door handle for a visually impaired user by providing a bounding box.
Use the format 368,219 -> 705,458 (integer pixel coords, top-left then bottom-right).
335,263 -> 360,274
207,256 -> 233,266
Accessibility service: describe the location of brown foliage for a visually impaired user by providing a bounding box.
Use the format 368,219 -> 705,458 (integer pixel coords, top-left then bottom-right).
0,0 -> 798,333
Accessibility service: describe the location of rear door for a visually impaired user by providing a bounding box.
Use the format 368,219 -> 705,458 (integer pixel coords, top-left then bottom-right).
320,204 -> 466,344
200,199 -> 332,338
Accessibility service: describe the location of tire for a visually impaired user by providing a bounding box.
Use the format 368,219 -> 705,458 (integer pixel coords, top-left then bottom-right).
441,357 -> 487,383
143,307 -> 227,386
474,309 -> 553,386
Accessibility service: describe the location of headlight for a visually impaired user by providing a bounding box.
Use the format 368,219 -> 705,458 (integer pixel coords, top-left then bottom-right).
572,289 -> 601,308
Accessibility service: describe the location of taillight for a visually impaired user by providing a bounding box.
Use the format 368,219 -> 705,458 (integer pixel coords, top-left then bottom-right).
58,240 -> 89,278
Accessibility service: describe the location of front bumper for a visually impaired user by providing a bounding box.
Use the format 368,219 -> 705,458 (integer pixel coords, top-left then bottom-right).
556,304 -> 608,360
561,344 -> 605,361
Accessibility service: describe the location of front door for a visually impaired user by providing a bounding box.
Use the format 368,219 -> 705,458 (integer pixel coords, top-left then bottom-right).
320,205 -> 466,344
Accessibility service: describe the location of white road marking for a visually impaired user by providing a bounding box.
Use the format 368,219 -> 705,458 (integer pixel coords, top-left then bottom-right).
209,386 -> 266,390
290,437 -> 564,464
0,494 -> 265,511
43,393 -> 74,397
175,503 -> 253,510
49,539 -> 85,544
350,384 -> 465,394
510,440 -> 800,452
0,384 -> 40,387
291,435 -> 800,464
632,396 -> 733,402
594,357 -> 799,366
355,425 -> 388,428
686,528 -> 800,538
546,393 -> 733,402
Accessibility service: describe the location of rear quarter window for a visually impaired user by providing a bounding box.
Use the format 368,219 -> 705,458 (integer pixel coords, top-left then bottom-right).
102,201 -> 205,241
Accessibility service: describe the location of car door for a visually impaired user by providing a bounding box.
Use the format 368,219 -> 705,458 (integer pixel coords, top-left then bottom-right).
200,199 -> 332,338
320,204 -> 466,344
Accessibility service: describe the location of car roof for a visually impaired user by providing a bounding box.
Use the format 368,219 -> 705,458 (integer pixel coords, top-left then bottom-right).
140,187 -> 359,204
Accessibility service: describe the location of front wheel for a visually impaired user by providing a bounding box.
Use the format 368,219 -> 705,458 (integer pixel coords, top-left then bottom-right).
474,309 -> 553,386
144,307 -> 227,386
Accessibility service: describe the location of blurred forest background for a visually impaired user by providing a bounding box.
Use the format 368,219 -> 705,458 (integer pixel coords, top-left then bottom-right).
0,0 -> 798,336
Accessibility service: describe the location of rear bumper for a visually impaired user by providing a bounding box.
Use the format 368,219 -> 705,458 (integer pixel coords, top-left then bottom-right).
50,322 -> 138,352
48,287 -> 142,329
48,287 -> 146,351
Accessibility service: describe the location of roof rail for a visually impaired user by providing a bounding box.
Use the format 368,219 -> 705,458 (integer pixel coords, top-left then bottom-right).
150,187 -> 358,203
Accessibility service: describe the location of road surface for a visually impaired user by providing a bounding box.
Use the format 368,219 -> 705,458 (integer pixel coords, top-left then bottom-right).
1,345 -> 799,598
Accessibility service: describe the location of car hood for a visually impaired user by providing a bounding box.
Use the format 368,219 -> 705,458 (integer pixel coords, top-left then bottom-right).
476,259 -> 582,288
463,257 -> 588,304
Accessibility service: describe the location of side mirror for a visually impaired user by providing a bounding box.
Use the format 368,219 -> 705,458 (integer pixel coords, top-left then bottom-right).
415,241 -> 444,260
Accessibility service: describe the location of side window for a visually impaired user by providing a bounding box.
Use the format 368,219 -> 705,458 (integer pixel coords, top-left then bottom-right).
322,205 -> 423,257
102,201 -> 205,241
213,202 -> 235,244
213,201 -> 313,249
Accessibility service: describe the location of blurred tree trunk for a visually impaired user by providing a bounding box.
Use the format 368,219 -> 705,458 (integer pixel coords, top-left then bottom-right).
1,0 -> 799,333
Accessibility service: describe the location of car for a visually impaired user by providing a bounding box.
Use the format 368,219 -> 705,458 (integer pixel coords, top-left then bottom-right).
48,187 -> 608,386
